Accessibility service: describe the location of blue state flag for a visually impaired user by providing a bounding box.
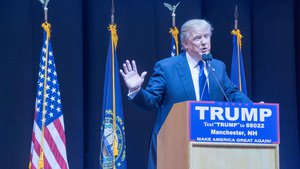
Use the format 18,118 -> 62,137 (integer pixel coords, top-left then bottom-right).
230,29 -> 247,95
99,24 -> 127,169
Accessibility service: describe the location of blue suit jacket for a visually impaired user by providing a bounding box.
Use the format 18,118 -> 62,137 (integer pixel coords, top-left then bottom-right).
132,52 -> 251,169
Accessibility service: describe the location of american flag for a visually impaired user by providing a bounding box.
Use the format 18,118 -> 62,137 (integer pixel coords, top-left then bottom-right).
170,37 -> 177,57
169,27 -> 179,57
29,27 -> 69,169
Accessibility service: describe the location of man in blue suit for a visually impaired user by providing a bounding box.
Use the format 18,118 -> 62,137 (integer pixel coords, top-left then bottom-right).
120,19 -> 251,169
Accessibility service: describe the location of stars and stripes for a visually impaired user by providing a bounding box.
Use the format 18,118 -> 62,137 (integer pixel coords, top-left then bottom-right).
29,28 -> 69,169
169,27 -> 179,57
170,37 -> 177,57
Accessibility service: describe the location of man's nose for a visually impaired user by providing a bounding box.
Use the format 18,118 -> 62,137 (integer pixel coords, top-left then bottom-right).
200,37 -> 207,44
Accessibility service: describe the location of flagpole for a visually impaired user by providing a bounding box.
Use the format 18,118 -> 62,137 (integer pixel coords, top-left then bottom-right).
172,2 -> 179,55
111,0 -> 115,25
234,5 -> 242,91
164,2 -> 180,56
171,11 -> 179,55
110,0 -> 118,168
34,5 -> 51,169
38,23 -> 48,169
172,10 -> 176,28
44,6 -> 48,23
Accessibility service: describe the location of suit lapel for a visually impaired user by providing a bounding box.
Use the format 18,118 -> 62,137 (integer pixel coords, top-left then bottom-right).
176,53 -> 196,100
207,60 -> 220,101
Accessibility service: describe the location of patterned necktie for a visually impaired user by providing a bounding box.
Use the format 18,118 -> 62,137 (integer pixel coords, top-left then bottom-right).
198,61 -> 210,101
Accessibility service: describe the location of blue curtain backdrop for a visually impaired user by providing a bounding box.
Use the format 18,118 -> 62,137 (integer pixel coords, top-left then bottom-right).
0,0 -> 299,168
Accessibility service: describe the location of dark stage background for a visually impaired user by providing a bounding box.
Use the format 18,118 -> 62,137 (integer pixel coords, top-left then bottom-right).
0,0 -> 299,168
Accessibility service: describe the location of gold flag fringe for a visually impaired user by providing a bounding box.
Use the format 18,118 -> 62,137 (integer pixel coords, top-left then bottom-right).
109,24 -> 118,49
231,29 -> 243,47
169,27 -> 179,55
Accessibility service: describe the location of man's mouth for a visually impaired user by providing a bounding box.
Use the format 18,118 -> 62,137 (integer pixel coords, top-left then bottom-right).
200,48 -> 207,53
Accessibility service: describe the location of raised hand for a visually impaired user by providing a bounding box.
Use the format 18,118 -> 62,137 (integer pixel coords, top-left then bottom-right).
120,60 -> 147,92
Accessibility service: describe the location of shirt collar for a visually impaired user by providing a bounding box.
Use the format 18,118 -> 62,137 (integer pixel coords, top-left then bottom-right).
186,52 -> 204,68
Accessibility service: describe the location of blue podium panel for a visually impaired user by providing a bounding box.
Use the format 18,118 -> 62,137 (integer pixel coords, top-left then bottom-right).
189,101 -> 280,144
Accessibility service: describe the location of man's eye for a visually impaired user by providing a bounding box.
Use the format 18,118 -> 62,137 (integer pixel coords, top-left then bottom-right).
194,36 -> 201,40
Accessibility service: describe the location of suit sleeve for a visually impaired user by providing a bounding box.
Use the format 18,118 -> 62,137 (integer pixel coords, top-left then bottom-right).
131,62 -> 167,110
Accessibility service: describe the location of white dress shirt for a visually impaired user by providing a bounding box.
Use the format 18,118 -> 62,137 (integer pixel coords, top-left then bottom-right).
186,52 -> 209,101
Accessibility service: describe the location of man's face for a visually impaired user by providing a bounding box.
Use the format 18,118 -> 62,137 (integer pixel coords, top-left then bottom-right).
184,27 -> 211,59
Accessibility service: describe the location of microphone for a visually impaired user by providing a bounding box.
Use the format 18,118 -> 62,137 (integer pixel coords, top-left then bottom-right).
202,53 -> 213,61
202,54 -> 230,102
202,53 -> 212,68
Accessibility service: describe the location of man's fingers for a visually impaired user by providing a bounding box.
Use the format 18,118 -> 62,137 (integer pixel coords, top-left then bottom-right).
132,60 -> 137,72
140,71 -> 147,80
126,60 -> 132,71
120,69 -> 125,78
123,63 -> 128,74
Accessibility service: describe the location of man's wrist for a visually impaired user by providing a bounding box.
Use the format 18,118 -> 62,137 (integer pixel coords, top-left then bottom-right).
128,87 -> 141,99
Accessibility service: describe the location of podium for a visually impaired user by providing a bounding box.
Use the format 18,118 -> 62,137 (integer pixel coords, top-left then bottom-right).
157,101 -> 280,169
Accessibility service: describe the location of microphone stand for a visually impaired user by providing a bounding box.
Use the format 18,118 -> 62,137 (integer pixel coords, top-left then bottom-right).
203,54 -> 230,102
